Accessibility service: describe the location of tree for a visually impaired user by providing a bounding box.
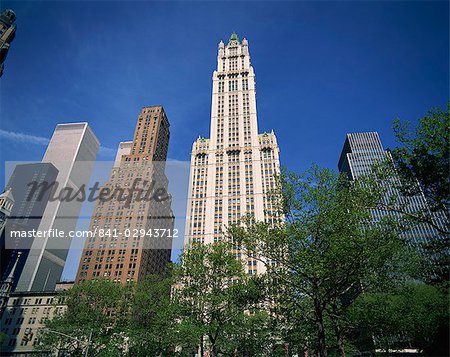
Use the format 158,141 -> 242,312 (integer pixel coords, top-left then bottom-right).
387,104 -> 450,287
391,102 -> 449,234
127,273 -> 194,356
175,242 -> 270,356
38,274 -> 199,357
38,279 -> 132,356
229,166 -> 414,357
349,283 -> 448,355
37,251 -> 269,357
0,332 -> 6,346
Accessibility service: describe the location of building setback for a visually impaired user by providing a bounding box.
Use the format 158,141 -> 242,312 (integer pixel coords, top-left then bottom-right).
184,33 -> 281,275
15,123 -> 100,292
76,106 -> 174,284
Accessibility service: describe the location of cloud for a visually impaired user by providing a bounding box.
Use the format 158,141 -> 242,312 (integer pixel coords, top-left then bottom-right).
0,129 -> 114,157
98,146 -> 116,156
0,129 -> 49,146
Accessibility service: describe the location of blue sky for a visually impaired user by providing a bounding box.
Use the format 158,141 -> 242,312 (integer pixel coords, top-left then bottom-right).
1,0 -> 448,177
1,1 -> 448,279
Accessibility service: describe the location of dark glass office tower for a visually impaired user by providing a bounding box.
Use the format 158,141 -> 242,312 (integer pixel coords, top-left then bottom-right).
0,163 -> 58,290
338,132 -> 443,247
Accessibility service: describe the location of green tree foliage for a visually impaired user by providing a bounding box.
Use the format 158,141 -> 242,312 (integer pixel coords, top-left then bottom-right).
349,283 -> 448,356
0,332 -> 6,345
175,242 -> 271,356
37,144 -> 446,356
229,166 -> 414,357
127,273 -> 194,356
391,103 -> 449,229
389,104 -> 450,287
38,245 -> 271,356
38,279 -> 132,356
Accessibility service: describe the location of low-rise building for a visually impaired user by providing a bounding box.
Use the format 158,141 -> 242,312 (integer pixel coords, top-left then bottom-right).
0,281 -> 73,356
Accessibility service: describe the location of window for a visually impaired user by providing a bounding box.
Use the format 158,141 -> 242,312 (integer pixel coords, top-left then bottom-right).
242,79 -> 248,90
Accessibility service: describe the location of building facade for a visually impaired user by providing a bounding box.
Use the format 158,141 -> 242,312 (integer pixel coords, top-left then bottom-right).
0,281 -> 73,356
76,106 -> 174,284
338,131 -> 441,247
184,33 -> 281,275
15,123 -> 100,292
0,9 -> 16,77
0,188 -> 14,245
1,163 -> 59,290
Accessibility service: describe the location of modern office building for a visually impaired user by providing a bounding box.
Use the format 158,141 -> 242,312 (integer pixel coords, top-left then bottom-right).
1,163 -> 59,290
76,106 -> 174,284
183,33 -> 281,275
15,123 -> 100,292
0,9 -> 16,77
338,131 -> 441,247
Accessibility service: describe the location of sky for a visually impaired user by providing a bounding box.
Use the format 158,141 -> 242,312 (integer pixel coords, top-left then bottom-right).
0,0 -> 448,279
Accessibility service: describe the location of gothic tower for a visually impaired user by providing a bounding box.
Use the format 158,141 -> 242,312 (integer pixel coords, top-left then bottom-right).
184,33 -> 281,275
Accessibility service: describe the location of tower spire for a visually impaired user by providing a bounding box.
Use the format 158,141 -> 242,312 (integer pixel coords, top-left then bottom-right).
0,252 -> 22,315
2,251 -> 21,286
228,31 -> 240,44
184,34 -> 281,275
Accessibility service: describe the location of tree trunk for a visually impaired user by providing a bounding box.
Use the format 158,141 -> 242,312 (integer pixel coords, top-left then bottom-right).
336,329 -> 346,357
330,303 -> 346,357
315,304 -> 328,357
208,335 -> 217,357
211,344 -> 217,357
329,306 -> 346,357
200,335 -> 204,357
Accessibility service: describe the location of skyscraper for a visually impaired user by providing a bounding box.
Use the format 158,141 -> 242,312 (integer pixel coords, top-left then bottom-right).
1,163 -> 59,289
184,33 -> 281,275
76,106 -> 174,284
0,9 -> 16,77
338,132 -> 389,179
338,131 -> 441,247
15,123 -> 99,292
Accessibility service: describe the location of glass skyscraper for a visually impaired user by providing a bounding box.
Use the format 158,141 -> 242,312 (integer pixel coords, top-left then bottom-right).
338,131 -> 442,248
15,123 -> 99,292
